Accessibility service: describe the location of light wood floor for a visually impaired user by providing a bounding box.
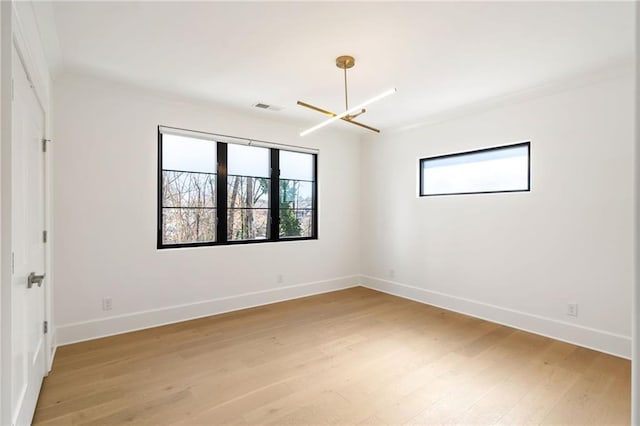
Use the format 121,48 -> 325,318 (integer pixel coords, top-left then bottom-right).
33,287 -> 630,425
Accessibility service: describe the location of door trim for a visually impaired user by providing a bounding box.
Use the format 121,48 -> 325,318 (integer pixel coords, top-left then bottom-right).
0,3 -> 13,424
0,4 -> 53,425
10,2 -> 53,375
10,39 -> 47,426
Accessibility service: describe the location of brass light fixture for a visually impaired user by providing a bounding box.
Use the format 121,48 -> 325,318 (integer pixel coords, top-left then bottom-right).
298,55 -> 396,136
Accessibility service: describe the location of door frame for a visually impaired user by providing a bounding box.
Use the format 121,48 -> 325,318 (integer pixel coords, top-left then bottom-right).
0,3 -> 53,425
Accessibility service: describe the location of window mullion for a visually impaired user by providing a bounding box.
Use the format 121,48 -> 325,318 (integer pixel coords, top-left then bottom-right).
217,142 -> 228,242
157,129 -> 164,248
313,154 -> 318,239
270,148 -> 280,241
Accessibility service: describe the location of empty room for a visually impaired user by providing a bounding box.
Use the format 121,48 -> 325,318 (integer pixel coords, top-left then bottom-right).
0,1 -> 638,425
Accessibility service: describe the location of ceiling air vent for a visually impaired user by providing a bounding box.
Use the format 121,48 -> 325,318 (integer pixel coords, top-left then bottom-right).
253,102 -> 283,111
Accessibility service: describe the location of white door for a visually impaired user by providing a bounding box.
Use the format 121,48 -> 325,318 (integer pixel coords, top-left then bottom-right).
11,44 -> 47,426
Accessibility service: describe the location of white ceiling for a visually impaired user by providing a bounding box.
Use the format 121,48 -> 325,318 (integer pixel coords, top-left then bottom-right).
38,1 -> 635,132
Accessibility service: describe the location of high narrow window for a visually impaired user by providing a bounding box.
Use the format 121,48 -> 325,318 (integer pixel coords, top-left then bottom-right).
419,142 -> 530,196
158,127 -> 318,248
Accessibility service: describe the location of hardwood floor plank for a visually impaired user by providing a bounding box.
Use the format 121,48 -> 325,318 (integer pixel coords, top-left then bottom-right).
33,287 -> 630,425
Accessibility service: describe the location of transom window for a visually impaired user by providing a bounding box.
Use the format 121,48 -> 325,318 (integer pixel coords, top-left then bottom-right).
158,126 -> 318,248
419,142 -> 530,197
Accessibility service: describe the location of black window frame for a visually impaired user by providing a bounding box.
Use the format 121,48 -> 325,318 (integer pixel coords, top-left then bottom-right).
157,127 -> 318,249
419,141 -> 531,197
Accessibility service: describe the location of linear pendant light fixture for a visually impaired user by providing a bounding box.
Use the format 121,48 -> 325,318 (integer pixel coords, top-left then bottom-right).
298,55 -> 396,136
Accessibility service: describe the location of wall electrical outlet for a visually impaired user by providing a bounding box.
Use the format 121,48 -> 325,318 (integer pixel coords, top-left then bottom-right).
277,274 -> 284,284
567,303 -> 578,317
102,297 -> 113,311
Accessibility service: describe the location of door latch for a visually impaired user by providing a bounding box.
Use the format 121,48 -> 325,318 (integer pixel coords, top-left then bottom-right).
27,272 -> 45,289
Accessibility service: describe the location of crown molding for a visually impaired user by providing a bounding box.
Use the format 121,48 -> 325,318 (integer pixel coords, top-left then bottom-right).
386,59 -> 636,136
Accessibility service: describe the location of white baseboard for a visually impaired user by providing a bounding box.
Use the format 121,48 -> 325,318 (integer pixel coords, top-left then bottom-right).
47,343 -> 56,372
360,275 -> 631,359
56,275 -> 360,346
56,274 -> 631,359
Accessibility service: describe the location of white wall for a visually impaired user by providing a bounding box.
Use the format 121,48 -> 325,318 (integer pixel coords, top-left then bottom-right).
360,67 -> 635,358
53,64 -> 634,362
53,73 -> 362,344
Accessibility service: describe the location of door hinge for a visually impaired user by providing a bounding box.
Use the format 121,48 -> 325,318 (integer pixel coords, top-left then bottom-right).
43,230 -> 47,243
42,139 -> 49,153
44,321 -> 48,334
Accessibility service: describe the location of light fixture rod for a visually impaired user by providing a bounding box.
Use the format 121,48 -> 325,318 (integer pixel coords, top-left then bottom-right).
344,66 -> 348,111
300,88 -> 397,137
296,101 -> 380,133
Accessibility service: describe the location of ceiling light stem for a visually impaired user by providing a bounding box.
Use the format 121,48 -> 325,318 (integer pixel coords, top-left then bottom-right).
343,66 -> 349,111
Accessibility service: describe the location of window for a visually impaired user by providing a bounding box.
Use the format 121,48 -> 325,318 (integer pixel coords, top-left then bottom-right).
161,134 -> 217,244
419,142 -> 530,196
279,151 -> 315,238
227,144 -> 270,241
158,127 -> 318,248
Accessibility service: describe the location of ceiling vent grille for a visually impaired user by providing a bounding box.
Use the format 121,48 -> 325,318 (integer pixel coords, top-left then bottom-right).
253,103 -> 283,111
